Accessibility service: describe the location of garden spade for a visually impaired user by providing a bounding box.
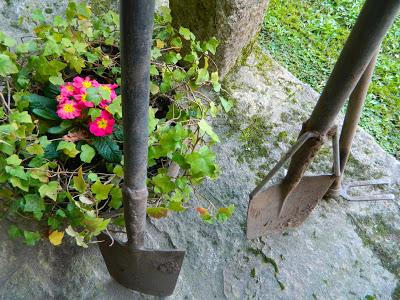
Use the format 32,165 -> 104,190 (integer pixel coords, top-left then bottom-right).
98,0 -> 185,296
247,129 -> 340,239
246,0 -> 400,239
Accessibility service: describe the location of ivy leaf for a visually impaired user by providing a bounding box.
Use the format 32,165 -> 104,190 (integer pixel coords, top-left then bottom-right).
57,141 -> 80,158
9,177 -> 29,192
23,231 -> 41,246
6,154 -> 22,166
185,146 -> 218,179
49,75 -> 65,86
211,72 -> 221,92
152,172 -> 175,194
220,96 -> 234,113
49,230 -> 64,246
107,95 -> 122,118
216,204 -> 235,222
196,68 -> 210,85
86,88 -> 103,105
32,9 -> 46,23
109,187 -> 123,209
0,54 -> 18,77
73,167 -> 87,194
24,194 -> 45,220
169,201 -> 186,212
26,143 -> 44,155
80,144 -> 96,163
147,207 -> 168,219
8,225 -> 23,240
92,136 -> 122,163
5,165 -> 28,180
203,37 -> 219,55
0,31 -> 16,47
148,107 -> 159,133
38,181 -> 59,201
91,180 -> 113,201
179,27 -> 194,40
83,216 -> 110,236
198,119 -> 220,142
9,111 -> 32,124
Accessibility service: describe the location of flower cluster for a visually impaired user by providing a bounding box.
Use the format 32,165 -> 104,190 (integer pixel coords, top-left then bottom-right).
56,77 -> 118,137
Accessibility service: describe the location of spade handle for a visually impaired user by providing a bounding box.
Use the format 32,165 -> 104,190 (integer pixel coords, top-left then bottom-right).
121,0 -> 156,250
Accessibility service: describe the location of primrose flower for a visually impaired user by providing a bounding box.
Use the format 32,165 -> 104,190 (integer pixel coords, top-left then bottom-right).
60,83 -> 77,97
89,110 -> 115,136
73,77 -> 98,89
74,92 -> 94,108
57,100 -> 81,120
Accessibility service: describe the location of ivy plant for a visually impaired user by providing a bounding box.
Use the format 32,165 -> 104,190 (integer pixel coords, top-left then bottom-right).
0,2 -> 235,247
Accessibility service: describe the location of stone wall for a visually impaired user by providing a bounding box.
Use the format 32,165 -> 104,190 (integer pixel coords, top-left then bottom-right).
170,0 -> 269,79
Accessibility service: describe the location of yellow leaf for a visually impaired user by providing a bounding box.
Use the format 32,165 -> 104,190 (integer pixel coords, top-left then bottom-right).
49,230 -> 64,246
156,39 -> 165,49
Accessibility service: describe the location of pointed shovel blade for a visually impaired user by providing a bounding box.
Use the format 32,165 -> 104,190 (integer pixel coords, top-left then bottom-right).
98,233 -> 185,297
247,175 -> 336,239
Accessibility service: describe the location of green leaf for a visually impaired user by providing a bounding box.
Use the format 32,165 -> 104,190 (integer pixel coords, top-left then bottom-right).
9,177 -> 29,191
6,154 -> 22,166
5,165 -> 28,180
179,27 -> 194,40
43,39 -> 61,57
27,94 -> 57,113
83,216 -> 110,236
26,144 -> 44,155
204,37 -> 219,55
38,181 -> 59,201
216,204 -> 235,222
107,95 -> 122,118
57,141 -> 80,158
198,119 -> 220,142
80,144 -> 96,163
169,201 -> 186,212
109,187 -> 123,209
92,136 -> 122,163
47,121 -> 73,135
211,72 -> 221,92
32,9 -> 45,23
23,231 -> 41,246
148,107 -> 159,133
49,75 -> 65,86
9,111 -> 32,124
73,168 -> 87,194
24,194 -> 45,219
113,165 -> 124,177
196,68 -> 210,85
220,96 -> 234,113
185,146 -> 218,179
91,181 -> 113,201
87,172 -> 98,182
152,172 -> 175,194
86,88 -> 102,105
8,225 -> 22,239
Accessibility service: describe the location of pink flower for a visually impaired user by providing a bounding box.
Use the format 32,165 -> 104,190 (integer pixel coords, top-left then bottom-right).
89,110 -> 115,136
56,95 -> 69,103
60,83 -> 76,97
74,92 -> 94,108
73,76 -> 95,89
57,100 -> 81,120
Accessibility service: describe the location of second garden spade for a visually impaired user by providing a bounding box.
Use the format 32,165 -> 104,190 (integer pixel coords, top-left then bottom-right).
246,0 -> 400,239
98,0 -> 185,296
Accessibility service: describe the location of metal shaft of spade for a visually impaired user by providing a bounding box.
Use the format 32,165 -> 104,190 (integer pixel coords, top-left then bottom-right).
97,0 -> 185,296
281,0 -> 400,198
329,52 -> 379,195
121,0 -> 154,251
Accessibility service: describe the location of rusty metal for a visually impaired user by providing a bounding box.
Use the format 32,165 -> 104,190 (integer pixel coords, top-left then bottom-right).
98,0 -> 184,296
247,128 -> 340,239
246,0 -> 400,239
327,52 -> 395,202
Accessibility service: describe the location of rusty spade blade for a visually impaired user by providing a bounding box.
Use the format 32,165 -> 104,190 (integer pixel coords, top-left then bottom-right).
98,231 -> 185,296
247,129 -> 340,239
247,175 -> 335,239
98,0 -> 184,296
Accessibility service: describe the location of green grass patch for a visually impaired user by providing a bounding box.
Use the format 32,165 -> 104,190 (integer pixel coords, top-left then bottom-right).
260,0 -> 400,158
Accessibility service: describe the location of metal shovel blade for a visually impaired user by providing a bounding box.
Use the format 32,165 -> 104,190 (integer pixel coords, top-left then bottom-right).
98,233 -> 185,297
247,175 -> 336,239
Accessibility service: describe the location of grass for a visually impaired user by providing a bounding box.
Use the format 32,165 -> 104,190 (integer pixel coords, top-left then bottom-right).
260,0 -> 400,158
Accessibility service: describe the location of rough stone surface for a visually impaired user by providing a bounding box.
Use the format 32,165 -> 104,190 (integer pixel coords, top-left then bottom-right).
169,0 -> 269,79
1,1 -> 400,299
